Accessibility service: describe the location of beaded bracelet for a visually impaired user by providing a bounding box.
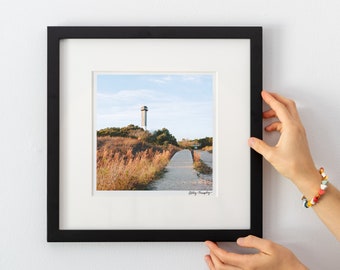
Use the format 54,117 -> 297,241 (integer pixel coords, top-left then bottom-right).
301,167 -> 329,208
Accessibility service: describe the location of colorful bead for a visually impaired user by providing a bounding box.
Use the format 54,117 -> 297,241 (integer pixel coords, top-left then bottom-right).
321,184 -> 328,190
301,167 -> 329,208
319,189 -> 326,195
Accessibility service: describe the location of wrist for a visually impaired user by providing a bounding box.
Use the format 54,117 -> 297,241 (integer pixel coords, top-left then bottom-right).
293,167 -> 321,199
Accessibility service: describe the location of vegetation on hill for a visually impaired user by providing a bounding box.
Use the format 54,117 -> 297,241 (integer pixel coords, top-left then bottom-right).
97,136 -> 179,190
96,125 -> 180,190
178,136 -> 213,152
97,124 -> 179,147
96,124 -> 213,190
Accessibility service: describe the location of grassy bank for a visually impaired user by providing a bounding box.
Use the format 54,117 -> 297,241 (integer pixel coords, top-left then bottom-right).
192,151 -> 212,175
97,136 -> 178,190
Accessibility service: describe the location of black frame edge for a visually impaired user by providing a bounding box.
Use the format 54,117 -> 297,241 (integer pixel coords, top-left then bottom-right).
47,26 -> 263,242
250,27 -> 263,238
47,27 -> 61,242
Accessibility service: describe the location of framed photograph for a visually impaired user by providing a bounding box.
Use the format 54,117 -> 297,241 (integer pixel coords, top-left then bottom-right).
47,26 -> 262,242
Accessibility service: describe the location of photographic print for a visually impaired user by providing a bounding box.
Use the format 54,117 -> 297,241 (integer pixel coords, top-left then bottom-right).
95,73 -> 214,191
48,26 -> 262,242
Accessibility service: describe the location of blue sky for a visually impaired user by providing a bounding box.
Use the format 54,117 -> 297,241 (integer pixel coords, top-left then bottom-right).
95,73 -> 214,140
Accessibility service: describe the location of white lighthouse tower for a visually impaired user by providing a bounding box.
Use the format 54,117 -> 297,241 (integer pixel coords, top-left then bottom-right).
141,106 -> 148,130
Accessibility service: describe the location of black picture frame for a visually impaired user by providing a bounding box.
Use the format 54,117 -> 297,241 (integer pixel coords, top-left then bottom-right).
47,26 -> 262,242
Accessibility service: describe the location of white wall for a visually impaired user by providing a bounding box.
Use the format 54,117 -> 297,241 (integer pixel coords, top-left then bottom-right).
1,0 -> 340,269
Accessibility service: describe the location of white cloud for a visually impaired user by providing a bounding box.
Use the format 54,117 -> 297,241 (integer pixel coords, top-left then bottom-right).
97,89 -> 157,101
147,75 -> 173,84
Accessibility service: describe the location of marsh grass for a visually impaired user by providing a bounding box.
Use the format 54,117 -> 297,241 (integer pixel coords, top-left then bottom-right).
202,145 -> 213,153
193,151 -> 213,175
97,136 -> 178,190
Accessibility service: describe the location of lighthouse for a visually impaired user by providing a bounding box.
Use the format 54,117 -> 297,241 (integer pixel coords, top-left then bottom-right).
141,106 -> 148,130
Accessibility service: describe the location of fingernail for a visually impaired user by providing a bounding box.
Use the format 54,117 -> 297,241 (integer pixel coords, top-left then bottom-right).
237,237 -> 244,244
248,138 -> 255,147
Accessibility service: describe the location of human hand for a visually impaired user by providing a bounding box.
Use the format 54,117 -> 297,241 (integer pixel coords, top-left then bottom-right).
205,235 -> 307,270
248,90 -> 320,192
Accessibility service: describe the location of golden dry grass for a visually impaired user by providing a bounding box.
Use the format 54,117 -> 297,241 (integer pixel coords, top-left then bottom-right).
97,136 -> 178,190
193,151 -> 212,175
202,145 -> 213,153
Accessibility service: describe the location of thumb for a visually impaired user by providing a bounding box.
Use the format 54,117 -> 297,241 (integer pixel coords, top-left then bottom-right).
248,137 -> 272,161
237,235 -> 272,254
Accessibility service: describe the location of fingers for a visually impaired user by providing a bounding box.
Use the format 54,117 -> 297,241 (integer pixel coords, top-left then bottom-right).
237,235 -> 273,255
205,254 -> 241,270
263,109 -> 277,119
205,244 -> 221,270
261,90 -> 298,123
209,251 -> 233,270
261,91 -> 289,122
248,137 -> 273,162
271,92 -> 301,121
265,121 -> 282,132
205,241 -> 247,269
205,253 -> 217,270
263,91 -> 294,109
205,241 -> 228,264
261,90 -> 301,134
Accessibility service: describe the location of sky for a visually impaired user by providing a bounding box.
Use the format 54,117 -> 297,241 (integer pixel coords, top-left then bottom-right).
95,73 -> 214,140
